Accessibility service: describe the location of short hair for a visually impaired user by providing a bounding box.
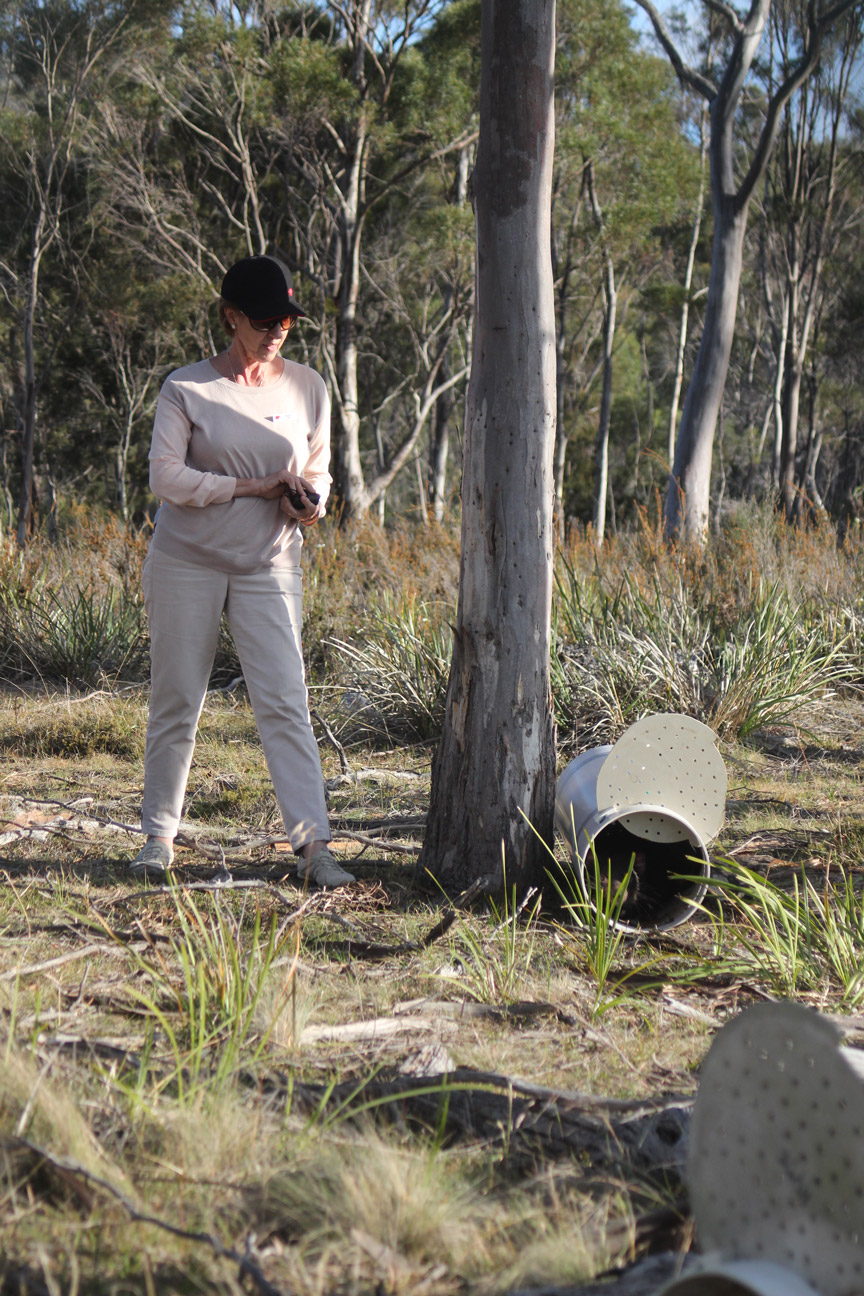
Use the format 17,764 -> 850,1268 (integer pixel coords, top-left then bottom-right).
217,297 -> 237,337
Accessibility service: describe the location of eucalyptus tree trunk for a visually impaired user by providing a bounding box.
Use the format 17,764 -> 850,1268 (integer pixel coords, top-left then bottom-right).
667,109 -> 707,467
17,233 -> 41,545
665,196 -> 748,539
419,0 -> 557,896
778,283 -> 803,518
586,160 -> 616,545
428,359 -> 453,522
329,0 -> 373,516
429,147 -> 472,522
331,114 -> 371,516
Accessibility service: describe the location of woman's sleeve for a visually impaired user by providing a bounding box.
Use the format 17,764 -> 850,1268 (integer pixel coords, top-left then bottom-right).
302,378 -> 333,516
149,385 -> 237,507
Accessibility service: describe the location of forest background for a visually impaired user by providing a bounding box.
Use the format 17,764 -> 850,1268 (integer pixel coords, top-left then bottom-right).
5,0 -> 864,544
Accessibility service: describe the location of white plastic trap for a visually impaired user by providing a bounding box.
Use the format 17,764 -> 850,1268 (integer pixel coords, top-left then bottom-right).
555,713 -> 727,931
660,1259 -> 822,1296
660,1002 -> 864,1296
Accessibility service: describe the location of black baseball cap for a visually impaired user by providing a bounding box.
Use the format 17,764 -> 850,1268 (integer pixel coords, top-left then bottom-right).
220,255 -> 308,319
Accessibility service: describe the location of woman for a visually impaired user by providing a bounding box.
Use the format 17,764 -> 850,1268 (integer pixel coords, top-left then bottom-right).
130,254 -> 354,888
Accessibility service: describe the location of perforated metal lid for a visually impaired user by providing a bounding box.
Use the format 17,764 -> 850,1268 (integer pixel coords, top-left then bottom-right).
596,713 -> 726,845
688,1002 -> 864,1296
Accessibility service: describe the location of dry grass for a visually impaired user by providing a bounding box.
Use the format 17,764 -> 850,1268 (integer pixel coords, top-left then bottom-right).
2,679 -> 863,1295
1,512 -> 864,1293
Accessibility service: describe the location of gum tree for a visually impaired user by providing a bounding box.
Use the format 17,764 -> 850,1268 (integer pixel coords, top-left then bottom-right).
550,0 -> 698,535
635,0 -> 864,540
419,0 -> 557,895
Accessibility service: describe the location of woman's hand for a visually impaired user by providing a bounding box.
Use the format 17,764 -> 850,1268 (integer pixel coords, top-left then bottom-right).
279,475 -> 321,525
233,470 -> 296,501
232,471 -> 321,523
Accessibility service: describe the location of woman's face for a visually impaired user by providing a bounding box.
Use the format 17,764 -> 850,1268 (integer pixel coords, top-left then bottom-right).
226,308 -> 295,362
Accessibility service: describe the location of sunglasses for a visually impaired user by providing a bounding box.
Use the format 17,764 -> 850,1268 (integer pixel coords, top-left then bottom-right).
246,314 -> 296,332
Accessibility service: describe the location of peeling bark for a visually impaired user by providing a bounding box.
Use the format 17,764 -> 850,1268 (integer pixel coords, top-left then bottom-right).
419,0 -> 557,895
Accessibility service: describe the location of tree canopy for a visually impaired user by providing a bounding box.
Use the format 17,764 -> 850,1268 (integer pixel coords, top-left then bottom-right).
2,0 -> 864,540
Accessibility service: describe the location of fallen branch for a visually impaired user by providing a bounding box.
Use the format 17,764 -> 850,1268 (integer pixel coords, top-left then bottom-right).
121,877 -> 279,897
394,997 -> 572,1024
661,994 -> 722,1027
3,795 -> 142,836
4,1138 -> 286,1296
300,1016 -> 448,1044
276,1064 -> 693,1170
331,830 -> 421,855
325,769 -> 422,788
509,1252 -> 695,1296
0,945 -> 124,981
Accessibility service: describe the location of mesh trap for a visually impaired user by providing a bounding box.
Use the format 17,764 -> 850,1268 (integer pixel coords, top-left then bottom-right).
597,713 -> 726,845
687,1002 -> 864,1296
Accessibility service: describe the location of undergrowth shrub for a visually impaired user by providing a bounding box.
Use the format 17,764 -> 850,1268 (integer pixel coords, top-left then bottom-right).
326,593 -> 452,742
0,516 -> 150,686
0,584 -> 148,686
1,506 -> 861,753
552,563 -> 856,748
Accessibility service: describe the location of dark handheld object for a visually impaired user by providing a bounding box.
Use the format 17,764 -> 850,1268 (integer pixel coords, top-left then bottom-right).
284,484 -> 320,511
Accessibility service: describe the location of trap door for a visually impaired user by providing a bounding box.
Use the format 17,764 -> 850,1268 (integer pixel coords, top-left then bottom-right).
596,713 -> 726,845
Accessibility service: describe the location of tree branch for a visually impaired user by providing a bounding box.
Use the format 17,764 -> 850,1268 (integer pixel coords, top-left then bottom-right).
367,364 -> 468,501
632,0 -> 718,99
6,1139 -> 285,1296
739,0 -> 862,207
704,0 -> 745,32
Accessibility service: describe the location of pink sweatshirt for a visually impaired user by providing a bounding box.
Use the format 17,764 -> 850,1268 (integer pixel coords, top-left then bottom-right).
148,357 -> 332,574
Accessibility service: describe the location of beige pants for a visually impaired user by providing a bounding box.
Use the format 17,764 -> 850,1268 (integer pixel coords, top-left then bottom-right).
141,547 -> 329,849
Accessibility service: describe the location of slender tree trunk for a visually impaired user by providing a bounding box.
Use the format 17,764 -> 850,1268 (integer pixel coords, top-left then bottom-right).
664,197 -> 748,540
668,110 -> 707,466
429,148 -> 471,521
553,346 -> 567,531
552,245 -> 572,532
17,233 -> 42,545
779,288 -> 802,519
419,0 -> 557,896
331,105 -> 370,517
115,415 -> 133,522
428,283 -> 455,522
429,367 -> 452,522
770,300 -> 788,484
586,161 -> 616,545
591,266 -> 616,544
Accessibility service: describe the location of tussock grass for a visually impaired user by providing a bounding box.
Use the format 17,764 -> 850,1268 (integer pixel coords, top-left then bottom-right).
327,592 -> 452,742
703,857 -> 864,1006
2,505 -> 862,752
553,557 -> 857,748
256,1132 -> 605,1293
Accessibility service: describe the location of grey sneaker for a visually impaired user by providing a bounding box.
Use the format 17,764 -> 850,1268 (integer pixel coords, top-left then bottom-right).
129,839 -> 174,879
298,847 -> 355,888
